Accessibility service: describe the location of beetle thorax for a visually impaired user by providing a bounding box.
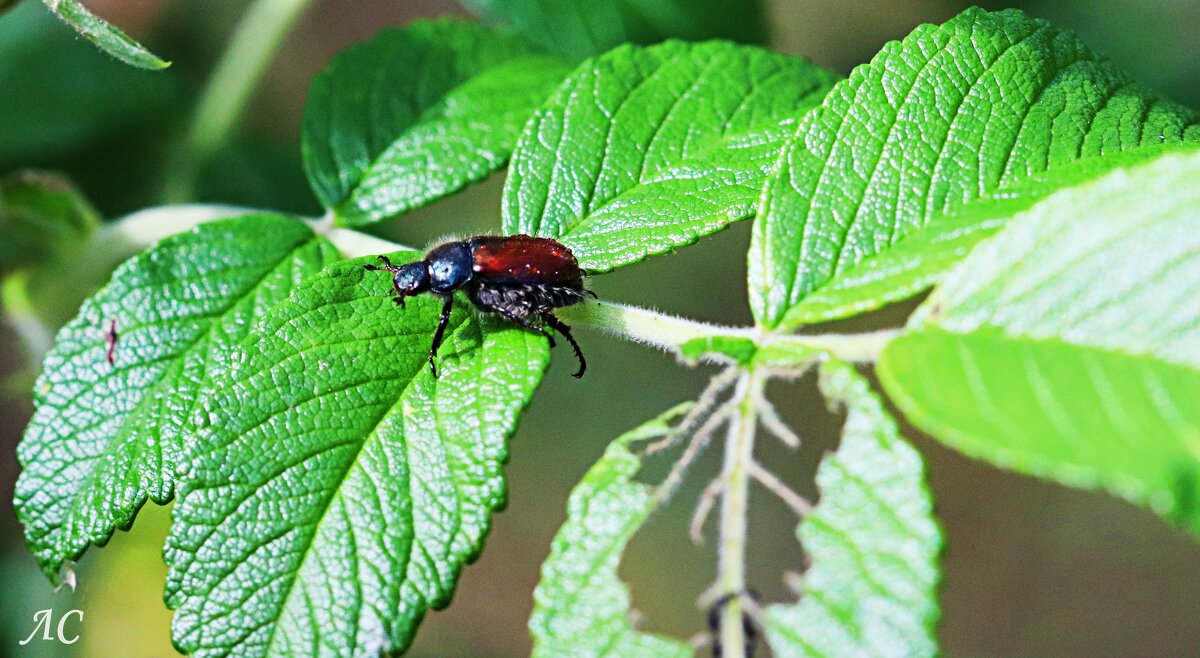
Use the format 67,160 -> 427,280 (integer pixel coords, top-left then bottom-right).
425,241 -> 474,293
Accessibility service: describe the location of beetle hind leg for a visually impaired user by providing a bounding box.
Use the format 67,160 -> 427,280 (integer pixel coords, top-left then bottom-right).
492,307 -> 556,348
541,312 -> 586,378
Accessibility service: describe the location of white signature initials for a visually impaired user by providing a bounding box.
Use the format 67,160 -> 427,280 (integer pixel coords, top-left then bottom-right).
19,608 -> 83,645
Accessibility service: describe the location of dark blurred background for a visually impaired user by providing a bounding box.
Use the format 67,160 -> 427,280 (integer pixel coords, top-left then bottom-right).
2,1 -> 1199,656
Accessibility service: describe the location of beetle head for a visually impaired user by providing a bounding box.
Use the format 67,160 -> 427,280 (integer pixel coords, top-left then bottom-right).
364,256 -> 430,308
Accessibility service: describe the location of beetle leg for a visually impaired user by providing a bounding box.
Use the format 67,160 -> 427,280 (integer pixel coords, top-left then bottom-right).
706,591 -> 759,658
428,295 -> 455,379
364,255 -> 397,272
541,312 -> 585,378
493,307 -> 556,348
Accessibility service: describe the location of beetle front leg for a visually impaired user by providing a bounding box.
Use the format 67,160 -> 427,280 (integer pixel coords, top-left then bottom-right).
427,295 -> 455,378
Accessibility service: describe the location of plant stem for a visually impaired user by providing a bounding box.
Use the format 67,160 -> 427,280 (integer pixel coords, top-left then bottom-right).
716,369 -> 760,658
320,226 -> 415,258
556,300 -> 758,351
557,300 -> 900,363
96,204 -> 252,251
161,0 -> 314,203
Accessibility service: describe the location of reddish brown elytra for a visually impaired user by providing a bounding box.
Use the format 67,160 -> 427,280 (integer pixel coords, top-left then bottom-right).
365,235 -> 594,379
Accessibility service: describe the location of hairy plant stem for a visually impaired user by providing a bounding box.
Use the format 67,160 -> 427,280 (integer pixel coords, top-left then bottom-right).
161,0 -> 314,203
557,300 -> 900,364
716,369 -> 761,658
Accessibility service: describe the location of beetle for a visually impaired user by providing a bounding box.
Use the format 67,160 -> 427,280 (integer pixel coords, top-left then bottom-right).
365,235 -> 593,379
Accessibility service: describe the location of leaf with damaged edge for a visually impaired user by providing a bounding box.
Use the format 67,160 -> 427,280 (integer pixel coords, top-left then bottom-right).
750,7 -> 1200,328
165,254 -> 550,657
776,143 -> 1200,327
765,358 -> 941,658
530,404 -> 692,658
42,0 -> 169,69
302,19 -> 569,227
13,214 -> 337,581
879,150 -> 1200,536
461,0 -> 767,60
504,40 -> 837,272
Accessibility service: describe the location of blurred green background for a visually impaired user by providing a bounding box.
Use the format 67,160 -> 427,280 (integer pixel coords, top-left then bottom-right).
2,1 -> 1199,656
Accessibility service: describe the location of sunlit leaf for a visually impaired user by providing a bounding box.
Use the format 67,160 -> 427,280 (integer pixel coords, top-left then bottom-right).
766,359 -> 941,658
750,7 -> 1200,328
777,143 -> 1199,326
14,214 -> 337,581
505,40 -> 837,272
530,404 -> 693,658
880,149 -> 1200,535
165,254 -> 550,657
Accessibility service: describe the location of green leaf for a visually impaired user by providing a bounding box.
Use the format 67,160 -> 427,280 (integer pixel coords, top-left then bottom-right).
302,19 -> 569,227
679,336 -> 758,366
765,359 -> 941,658
0,170 -> 100,272
462,0 -> 767,60
530,404 -> 692,658
0,2 -> 183,166
165,254 -> 550,657
13,214 -> 337,581
504,40 -> 838,272
777,143 -> 1199,327
878,149 -> 1200,535
749,7 -> 1200,328
41,0 -> 169,69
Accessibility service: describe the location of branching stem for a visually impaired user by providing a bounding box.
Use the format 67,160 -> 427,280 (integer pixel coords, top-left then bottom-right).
645,367 -> 738,455
748,461 -> 812,516
716,369 -> 761,658
690,475 -> 724,543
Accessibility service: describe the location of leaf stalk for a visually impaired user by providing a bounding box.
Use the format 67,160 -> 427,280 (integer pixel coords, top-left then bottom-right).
557,300 -> 900,364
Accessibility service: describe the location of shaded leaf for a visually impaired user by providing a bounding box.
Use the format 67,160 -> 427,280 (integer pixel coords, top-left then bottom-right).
14,214 -> 337,581
302,19 -> 569,226
879,150 -> 1200,535
41,0 -> 169,69
530,404 -> 692,658
750,7 -> 1200,328
504,40 -> 837,272
0,170 -> 100,271
165,254 -> 550,657
765,359 -> 941,658
462,0 -> 767,60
